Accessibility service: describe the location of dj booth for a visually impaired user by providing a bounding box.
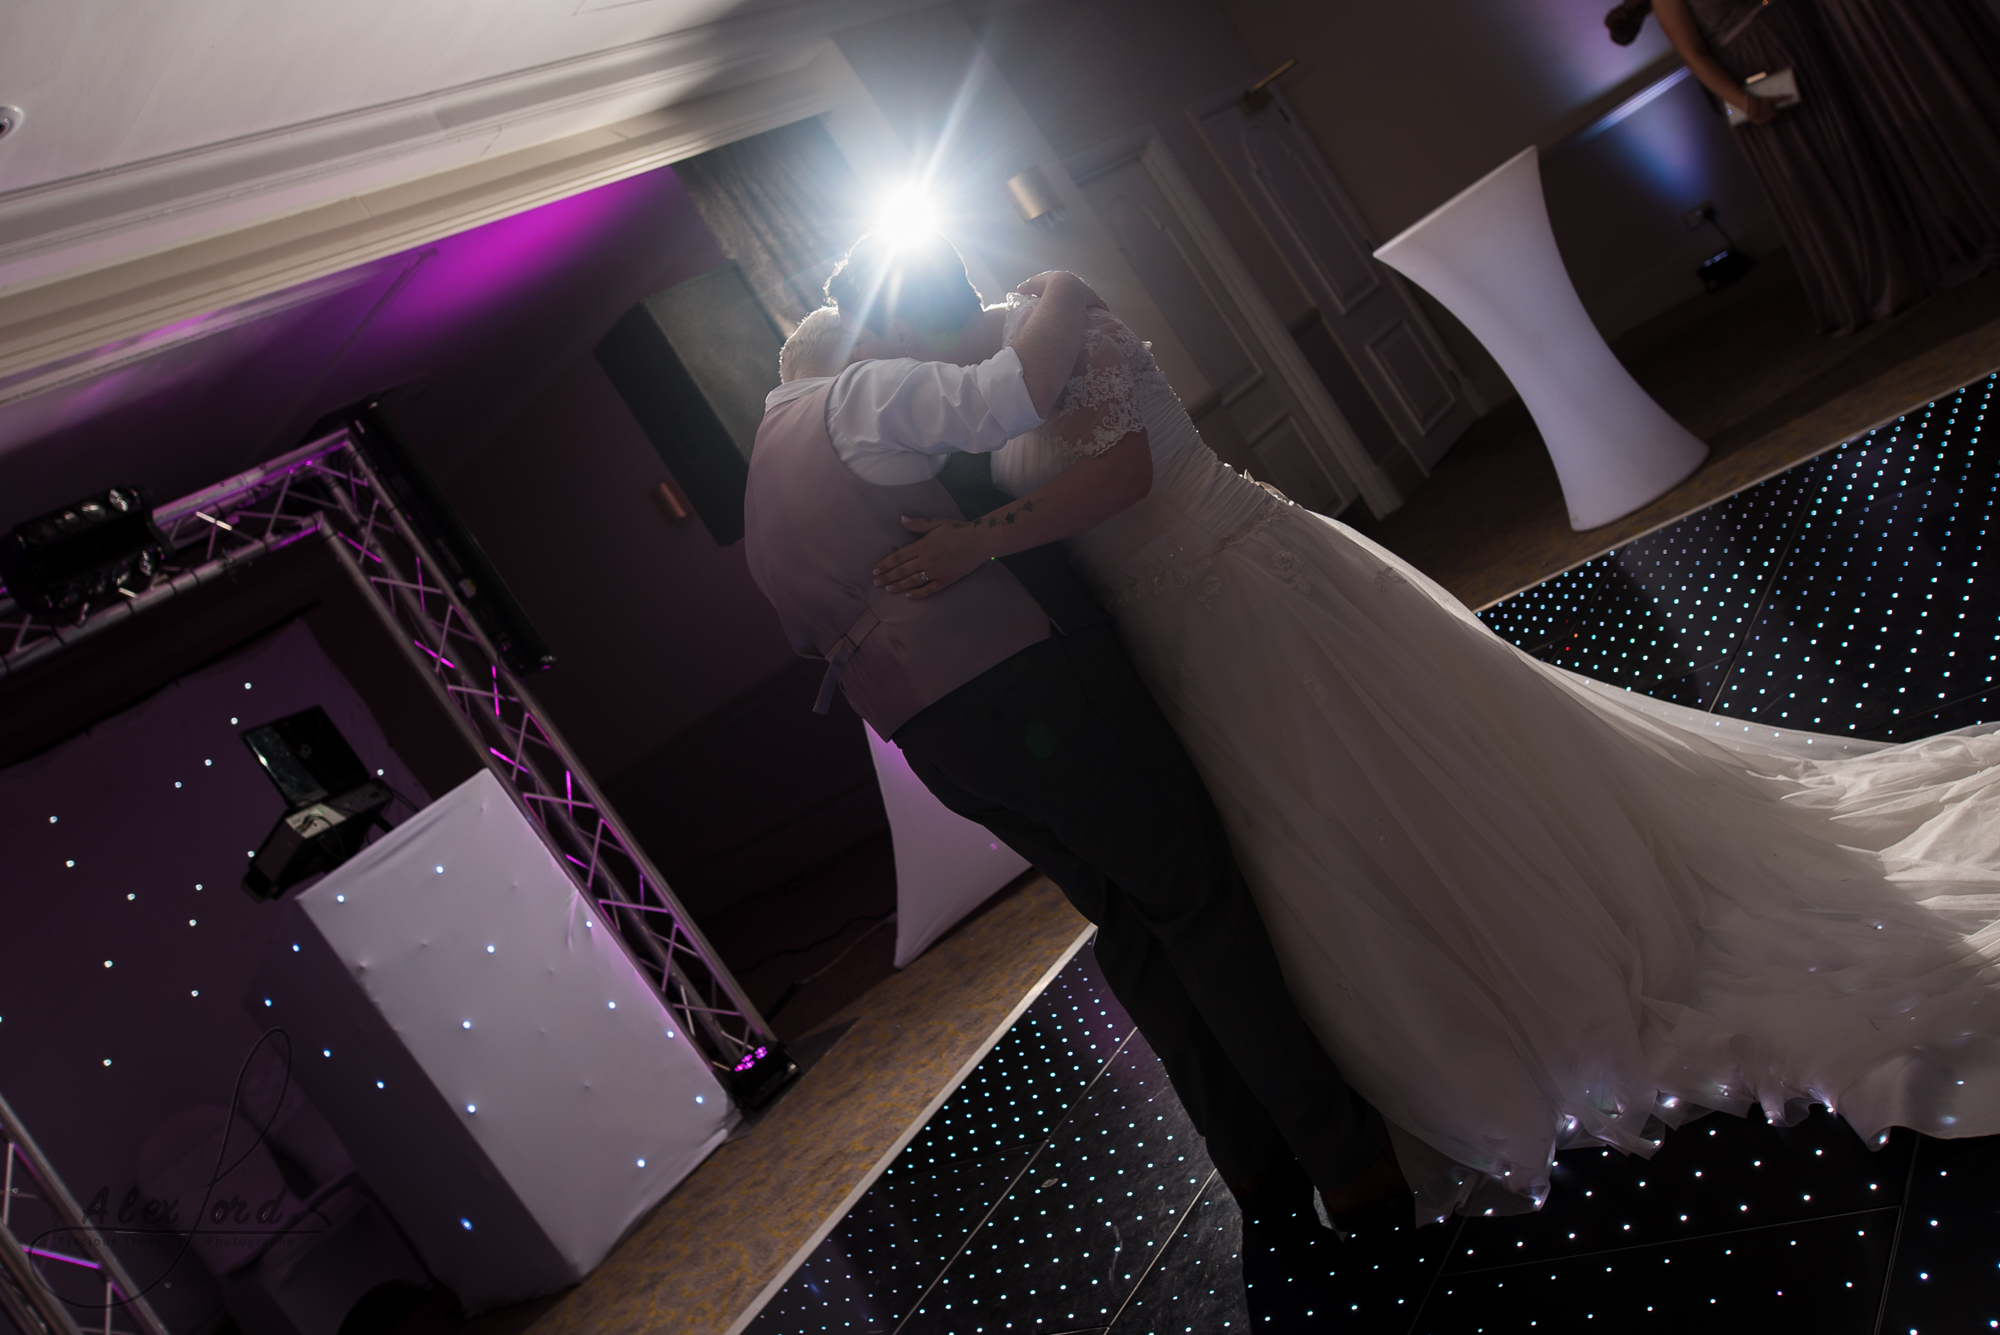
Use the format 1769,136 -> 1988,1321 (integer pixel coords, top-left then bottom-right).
256,768 -> 730,1305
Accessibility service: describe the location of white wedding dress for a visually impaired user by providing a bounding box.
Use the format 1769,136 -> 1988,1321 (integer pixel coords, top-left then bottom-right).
992,299 -> 2000,1222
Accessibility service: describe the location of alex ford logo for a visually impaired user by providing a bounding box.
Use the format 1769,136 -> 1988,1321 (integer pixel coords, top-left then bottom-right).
18,1030 -> 329,1320
82,1185 -> 302,1231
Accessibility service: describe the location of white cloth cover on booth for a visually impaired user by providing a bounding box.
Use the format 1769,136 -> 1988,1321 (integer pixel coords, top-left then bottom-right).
252,769 -> 730,1310
1372,146 -> 1708,531
866,724 -> 1031,967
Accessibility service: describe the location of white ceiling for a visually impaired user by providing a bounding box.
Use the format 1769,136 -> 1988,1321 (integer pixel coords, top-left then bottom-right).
0,0 -> 920,294
6,0 -> 818,186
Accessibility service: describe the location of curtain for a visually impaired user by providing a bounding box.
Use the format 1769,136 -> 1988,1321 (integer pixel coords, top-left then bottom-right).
672,117 -> 867,334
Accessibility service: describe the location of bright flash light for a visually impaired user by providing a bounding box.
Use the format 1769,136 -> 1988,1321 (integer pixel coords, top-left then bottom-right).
874,184 -> 941,242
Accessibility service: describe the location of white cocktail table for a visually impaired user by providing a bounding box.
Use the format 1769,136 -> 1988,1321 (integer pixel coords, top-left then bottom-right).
866,724 -> 1030,967
1374,147 -> 1707,530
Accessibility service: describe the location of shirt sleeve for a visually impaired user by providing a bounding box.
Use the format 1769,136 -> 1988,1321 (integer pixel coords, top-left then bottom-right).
827,346 -> 1044,482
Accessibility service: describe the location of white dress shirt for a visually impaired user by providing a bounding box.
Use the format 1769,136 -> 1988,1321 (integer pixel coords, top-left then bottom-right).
762,346 -> 1043,485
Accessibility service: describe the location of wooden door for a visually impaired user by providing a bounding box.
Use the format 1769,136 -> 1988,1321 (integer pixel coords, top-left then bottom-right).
1196,88 -> 1478,472
1075,153 -> 1357,517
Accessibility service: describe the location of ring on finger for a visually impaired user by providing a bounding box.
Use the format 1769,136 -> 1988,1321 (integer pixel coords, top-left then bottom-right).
919,570 -> 931,584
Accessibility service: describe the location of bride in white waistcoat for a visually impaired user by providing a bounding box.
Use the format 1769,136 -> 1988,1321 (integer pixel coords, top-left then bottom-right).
875,296 -> 2000,1222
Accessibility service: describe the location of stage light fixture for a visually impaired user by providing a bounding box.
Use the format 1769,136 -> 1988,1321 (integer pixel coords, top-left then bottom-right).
0,485 -> 168,616
1687,202 -> 1754,292
873,183 -> 942,242
722,1041 -> 799,1110
1699,248 -> 1754,292
241,706 -> 393,899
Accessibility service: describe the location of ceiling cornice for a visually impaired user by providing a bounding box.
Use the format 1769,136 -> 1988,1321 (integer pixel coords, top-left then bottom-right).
0,0 -> 930,298
0,64 -> 840,387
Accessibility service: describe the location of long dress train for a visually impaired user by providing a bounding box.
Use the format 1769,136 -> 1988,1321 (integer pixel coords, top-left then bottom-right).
992,299 -> 2000,1220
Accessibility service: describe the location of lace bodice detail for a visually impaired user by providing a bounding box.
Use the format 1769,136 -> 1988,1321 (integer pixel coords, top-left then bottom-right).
1000,295 -> 1167,463
995,294 -> 1290,608
1052,308 -> 1167,459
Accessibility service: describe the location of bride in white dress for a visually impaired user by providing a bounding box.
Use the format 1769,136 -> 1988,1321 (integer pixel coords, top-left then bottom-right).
881,298 -> 2000,1222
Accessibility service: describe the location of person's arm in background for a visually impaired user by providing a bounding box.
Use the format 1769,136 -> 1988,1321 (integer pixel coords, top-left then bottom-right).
1653,0 -> 1782,124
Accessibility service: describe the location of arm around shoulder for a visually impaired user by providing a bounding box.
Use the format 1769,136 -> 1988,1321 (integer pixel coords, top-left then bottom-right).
1009,272 -> 1101,418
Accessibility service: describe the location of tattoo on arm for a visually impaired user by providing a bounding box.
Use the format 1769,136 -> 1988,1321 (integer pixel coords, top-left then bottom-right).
951,499 -> 1037,530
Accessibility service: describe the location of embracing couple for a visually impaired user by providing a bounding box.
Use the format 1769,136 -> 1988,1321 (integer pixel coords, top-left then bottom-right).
743,233 -> 2000,1243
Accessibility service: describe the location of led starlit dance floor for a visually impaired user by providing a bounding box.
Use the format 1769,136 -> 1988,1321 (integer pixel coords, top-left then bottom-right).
1481,374 -> 1999,740
747,375 -> 2000,1334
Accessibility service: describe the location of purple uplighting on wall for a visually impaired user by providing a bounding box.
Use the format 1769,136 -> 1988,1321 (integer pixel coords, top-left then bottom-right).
379,175 -> 654,338
0,161 -> 728,531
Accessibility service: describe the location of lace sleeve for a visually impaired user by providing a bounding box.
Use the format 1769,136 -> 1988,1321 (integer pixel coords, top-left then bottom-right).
1046,308 -> 1147,462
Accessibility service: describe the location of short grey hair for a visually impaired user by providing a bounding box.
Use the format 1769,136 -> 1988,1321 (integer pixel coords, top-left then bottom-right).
779,306 -> 849,382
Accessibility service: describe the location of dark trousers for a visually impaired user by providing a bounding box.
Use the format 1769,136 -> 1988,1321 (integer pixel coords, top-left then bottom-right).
894,622 -> 1386,1190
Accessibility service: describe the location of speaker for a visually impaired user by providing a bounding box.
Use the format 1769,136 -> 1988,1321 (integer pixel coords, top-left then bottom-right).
341,401 -> 555,675
594,261 -> 784,546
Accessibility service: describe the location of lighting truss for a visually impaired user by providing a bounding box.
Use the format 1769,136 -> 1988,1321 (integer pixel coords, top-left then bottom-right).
0,433 -> 775,1084
0,451 -> 328,679
0,1090 -> 164,1335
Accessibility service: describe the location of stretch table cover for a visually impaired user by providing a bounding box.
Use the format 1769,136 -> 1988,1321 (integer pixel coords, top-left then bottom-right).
867,725 -> 1031,967
1374,146 -> 1708,530
250,769 -> 730,1309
